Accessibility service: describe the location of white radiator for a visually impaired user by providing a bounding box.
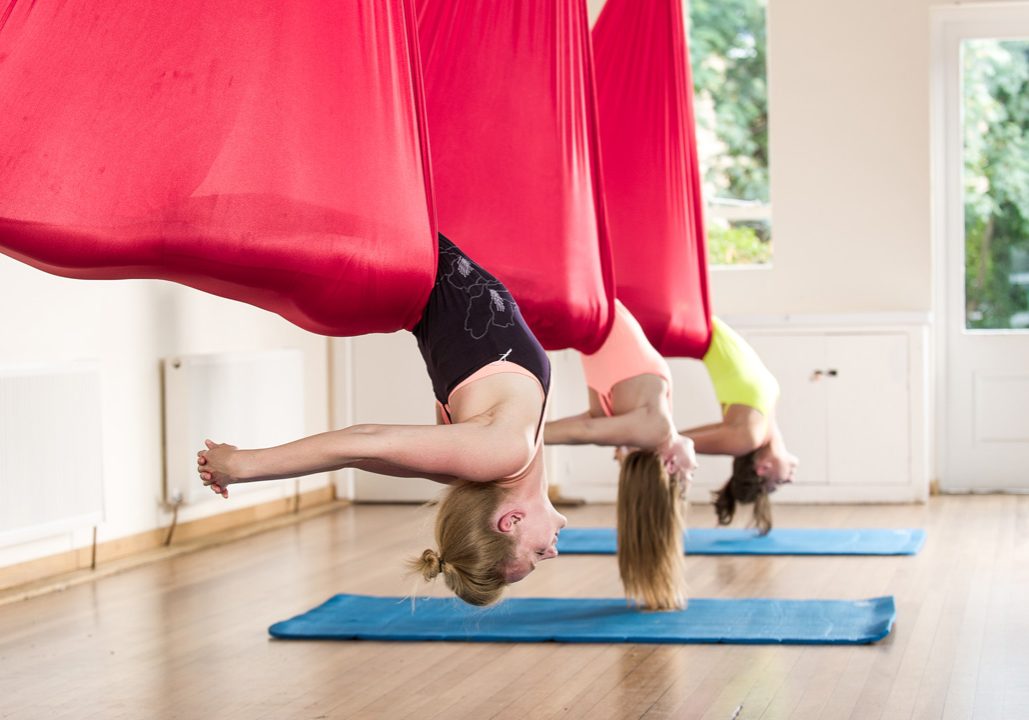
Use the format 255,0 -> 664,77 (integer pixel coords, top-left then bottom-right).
163,349 -> 305,505
0,363 -> 104,545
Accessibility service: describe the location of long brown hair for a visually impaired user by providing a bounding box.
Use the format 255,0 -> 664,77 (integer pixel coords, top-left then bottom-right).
713,451 -> 772,535
409,481 -> 515,606
616,450 -> 687,610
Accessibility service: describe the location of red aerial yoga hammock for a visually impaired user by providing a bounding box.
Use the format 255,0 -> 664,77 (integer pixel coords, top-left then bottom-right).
592,0 -> 713,358
0,0 -> 437,336
416,0 -> 615,353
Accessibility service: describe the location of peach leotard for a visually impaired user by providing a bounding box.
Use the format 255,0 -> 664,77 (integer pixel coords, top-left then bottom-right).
579,300 -> 671,417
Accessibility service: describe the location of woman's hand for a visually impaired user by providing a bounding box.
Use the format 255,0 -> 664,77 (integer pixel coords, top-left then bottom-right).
659,435 -> 698,481
659,437 -> 696,500
197,439 -> 240,498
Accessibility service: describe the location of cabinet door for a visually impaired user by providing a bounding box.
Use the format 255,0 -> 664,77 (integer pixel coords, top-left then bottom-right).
744,333 -> 828,485
825,334 -> 909,486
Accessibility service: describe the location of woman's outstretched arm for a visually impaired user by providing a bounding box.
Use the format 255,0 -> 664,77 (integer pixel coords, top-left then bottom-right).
545,409 -> 697,477
197,421 -> 533,497
544,407 -> 668,449
680,407 -> 768,456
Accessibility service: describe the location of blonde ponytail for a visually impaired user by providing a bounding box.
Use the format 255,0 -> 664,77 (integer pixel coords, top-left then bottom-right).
616,450 -> 687,610
413,548 -> 444,581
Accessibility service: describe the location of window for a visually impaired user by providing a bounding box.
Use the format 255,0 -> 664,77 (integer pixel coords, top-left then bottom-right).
688,0 -> 771,266
962,38 -> 1029,329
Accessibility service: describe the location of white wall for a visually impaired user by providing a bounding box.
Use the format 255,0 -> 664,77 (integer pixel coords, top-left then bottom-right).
0,257 -> 330,569
715,0 -> 932,315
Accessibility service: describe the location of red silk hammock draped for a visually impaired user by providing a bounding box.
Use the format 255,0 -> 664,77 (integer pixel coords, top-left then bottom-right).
0,0 -> 437,336
417,0 -> 615,353
592,0 -> 713,358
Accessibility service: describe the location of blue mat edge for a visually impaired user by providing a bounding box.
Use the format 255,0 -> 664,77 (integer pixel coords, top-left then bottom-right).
558,528 -> 927,556
268,594 -> 897,646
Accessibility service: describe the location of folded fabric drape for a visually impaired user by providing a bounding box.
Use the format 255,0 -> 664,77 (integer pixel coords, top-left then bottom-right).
417,0 -> 615,353
0,0 -> 437,335
593,0 -> 713,358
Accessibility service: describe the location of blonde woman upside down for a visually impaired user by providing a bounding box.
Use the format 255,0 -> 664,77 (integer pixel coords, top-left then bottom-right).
198,235 -> 566,606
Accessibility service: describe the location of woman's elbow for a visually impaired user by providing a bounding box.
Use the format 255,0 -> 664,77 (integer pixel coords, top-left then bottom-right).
466,437 -> 535,482
737,424 -> 766,454
640,415 -> 676,451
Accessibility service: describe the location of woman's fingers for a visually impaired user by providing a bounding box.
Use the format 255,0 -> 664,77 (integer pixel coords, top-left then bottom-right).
199,470 -> 229,498
198,442 -> 229,498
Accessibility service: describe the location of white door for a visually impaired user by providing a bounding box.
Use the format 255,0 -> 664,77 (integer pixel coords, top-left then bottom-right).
934,5 -> 1029,490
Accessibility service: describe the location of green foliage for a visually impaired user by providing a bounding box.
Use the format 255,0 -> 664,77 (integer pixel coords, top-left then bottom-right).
688,0 -> 769,203
706,223 -> 772,265
689,0 -> 771,266
963,40 -> 1029,329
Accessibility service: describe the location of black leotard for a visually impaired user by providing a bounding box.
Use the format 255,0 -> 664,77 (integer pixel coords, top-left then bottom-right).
412,234 -> 551,412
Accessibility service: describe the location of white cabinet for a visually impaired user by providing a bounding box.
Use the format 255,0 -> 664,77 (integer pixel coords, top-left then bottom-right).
745,332 -> 912,490
693,320 -> 929,503
557,317 -> 930,504
824,334 -> 911,487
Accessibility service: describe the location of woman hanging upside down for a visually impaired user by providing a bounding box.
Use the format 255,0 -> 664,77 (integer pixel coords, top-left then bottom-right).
680,318 -> 798,535
544,300 -> 697,610
197,235 -> 567,606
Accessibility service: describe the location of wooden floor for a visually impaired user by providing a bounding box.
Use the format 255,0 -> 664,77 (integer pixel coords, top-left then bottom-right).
1,496 -> 1027,719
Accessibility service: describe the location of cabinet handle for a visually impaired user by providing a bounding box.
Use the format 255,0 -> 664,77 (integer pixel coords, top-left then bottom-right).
811,369 -> 840,382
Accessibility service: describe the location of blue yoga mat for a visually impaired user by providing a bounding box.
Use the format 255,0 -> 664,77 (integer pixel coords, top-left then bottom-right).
269,594 -> 895,645
556,527 -> 926,556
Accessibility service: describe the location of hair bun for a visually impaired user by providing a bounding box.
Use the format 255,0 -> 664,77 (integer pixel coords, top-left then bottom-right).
418,548 -> 443,580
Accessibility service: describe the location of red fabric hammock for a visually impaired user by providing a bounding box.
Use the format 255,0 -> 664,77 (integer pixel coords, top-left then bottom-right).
0,0 -> 437,336
417,0 -> 615,353
593,0 -> 713,358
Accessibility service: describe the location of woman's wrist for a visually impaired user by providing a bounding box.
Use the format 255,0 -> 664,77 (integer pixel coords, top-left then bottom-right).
231,449 -> 260,482
653,422 -> 678,453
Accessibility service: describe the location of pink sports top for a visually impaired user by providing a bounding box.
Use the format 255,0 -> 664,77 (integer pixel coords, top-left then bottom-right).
579,300 -> 672,417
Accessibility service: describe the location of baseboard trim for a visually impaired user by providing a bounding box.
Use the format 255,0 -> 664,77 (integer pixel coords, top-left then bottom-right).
0,486 -> 341,603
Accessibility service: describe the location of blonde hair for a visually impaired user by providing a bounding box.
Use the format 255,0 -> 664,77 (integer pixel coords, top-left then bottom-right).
409,481 -> 515,606
616,450 -> 687,610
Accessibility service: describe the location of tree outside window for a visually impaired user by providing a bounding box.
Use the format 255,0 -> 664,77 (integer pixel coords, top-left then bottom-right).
962,39 -> 1029,330
688,0 -> 771,266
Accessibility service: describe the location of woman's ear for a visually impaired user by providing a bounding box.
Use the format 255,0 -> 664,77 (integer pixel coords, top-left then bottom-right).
496,509 -> 524,533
